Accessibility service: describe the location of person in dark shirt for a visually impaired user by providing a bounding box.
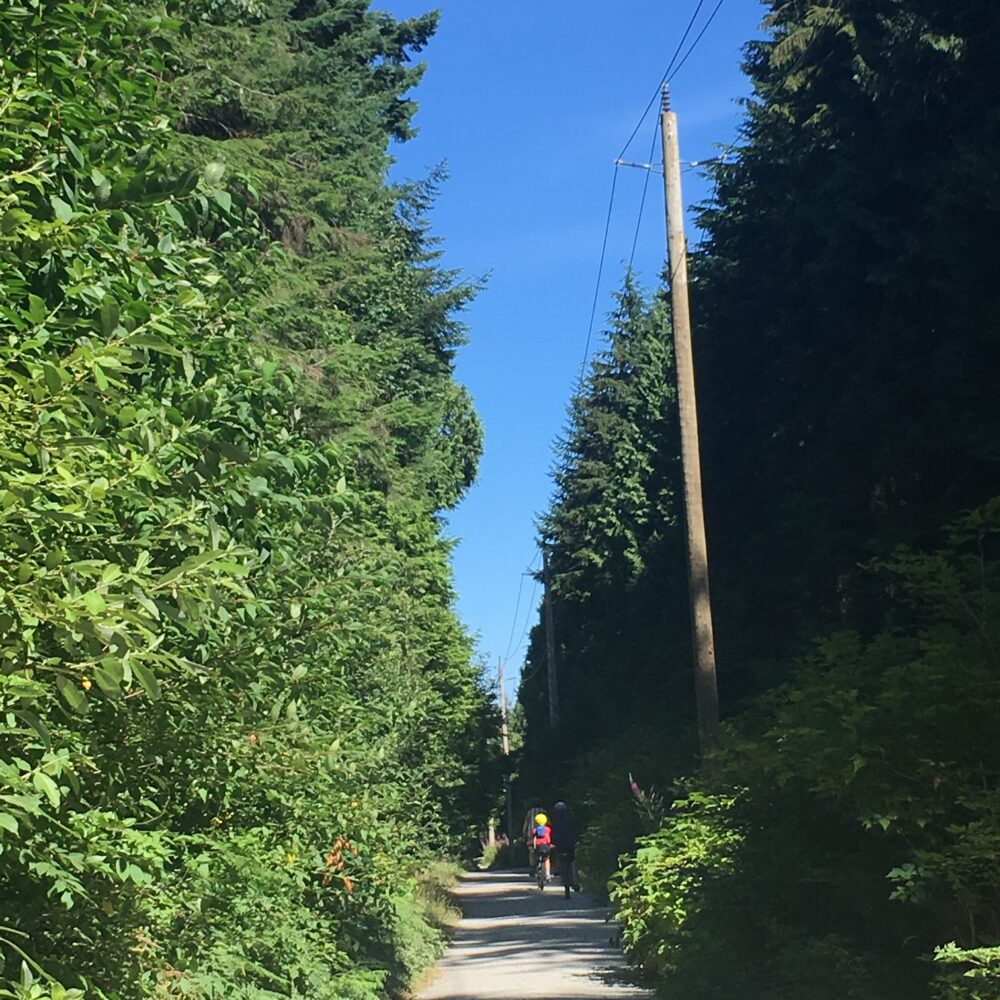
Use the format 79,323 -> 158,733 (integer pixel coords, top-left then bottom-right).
550,801 -> 581,897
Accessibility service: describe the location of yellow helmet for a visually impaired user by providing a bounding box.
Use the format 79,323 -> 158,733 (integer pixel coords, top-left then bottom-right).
534,813 -> 548,825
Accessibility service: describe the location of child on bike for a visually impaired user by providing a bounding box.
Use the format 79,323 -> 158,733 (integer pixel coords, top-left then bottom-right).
524,805 -> 544,870
532,813 -> 553,882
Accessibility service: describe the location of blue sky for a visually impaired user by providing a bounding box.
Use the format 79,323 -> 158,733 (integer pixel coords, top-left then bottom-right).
382,1 -> 766,701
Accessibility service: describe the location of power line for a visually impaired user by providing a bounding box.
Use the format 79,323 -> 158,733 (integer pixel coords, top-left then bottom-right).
513,606 -> 544,686
509,576 -> 540,664
617,0 -> 709,161
502,554 -> 540,663
667,0 -> 726,83
503,573 -> 541,703
625,1 -> 729,280
629,116 -> 662,271
665,0 -> 709,82
583,0 -> 723,376
618,88 -> 664,163
579,164 -> 619,379
502,570 -> 526,664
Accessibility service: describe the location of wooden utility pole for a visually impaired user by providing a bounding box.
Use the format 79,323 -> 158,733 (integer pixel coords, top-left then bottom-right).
542,546 -> 560,730
498,658 -> 514,845
498,658 -> 511,758
659,84 -> 720,753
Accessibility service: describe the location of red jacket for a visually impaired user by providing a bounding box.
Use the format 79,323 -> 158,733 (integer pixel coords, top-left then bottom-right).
533,824 -> 552,846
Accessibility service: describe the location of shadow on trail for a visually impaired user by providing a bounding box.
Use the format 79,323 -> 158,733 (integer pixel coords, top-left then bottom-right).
420,870 -> 650,999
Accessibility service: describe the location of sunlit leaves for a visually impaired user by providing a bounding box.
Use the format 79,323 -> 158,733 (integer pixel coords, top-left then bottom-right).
1,1 -> 491,996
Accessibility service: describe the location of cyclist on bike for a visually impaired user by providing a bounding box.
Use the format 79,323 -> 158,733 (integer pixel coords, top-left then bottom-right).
523,805 -> 544,870
532,813 -> 553,882
550,801 -> 581,897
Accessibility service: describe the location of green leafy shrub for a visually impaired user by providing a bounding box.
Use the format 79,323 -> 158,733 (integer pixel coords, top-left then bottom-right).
610,502 -> 1000,999
477,839 -> 516,870
610,792 -> 742,982
558,726 -> 689,898
934,944 -> 1000,1000
0,0 -> 491,995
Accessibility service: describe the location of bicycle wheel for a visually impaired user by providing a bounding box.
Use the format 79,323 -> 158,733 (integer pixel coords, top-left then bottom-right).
536,855 -> 546,890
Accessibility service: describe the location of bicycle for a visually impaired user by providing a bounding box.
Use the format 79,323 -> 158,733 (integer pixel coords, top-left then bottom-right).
535,845 -> 552,890
558,850 -> 581,899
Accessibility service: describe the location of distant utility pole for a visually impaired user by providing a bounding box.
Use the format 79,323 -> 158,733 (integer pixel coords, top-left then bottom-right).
498,658 -> 514,844
659,84 -> 720,753
498,658 -> 511,758
542,546 -> 560,730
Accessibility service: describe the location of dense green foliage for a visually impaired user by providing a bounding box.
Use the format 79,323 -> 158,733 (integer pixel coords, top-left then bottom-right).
697,0 -> 1000,680
519,1 -> 1000,997
0,1 -> 491,996
612,506 -> 1000,998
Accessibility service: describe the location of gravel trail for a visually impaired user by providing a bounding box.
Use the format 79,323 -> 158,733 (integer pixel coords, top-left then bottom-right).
417,869 -> 653,1000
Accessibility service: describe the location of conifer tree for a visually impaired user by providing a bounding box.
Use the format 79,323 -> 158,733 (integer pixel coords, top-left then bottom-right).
521,277 -> 690,764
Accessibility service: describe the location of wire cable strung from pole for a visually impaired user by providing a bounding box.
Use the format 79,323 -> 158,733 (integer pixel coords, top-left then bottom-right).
582,0 -> 722,378
617,87 -> 664,164
628,116 -> 662,271
630,0 -> 728,281
617,0 -> 708,161
508,577 -> 541,669
501,569 -> 526,664
663,0 -> 709,83
667,0 -> 726,83
578,165 -> 619,380
502,553 -> 539,663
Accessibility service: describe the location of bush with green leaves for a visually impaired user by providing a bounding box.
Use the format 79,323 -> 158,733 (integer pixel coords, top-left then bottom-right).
934,944 -> 1000,1000
1,0 -> 491,995
610,791 -> 742,981
560,726 -> 685,900
609,502 -> 1000,999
